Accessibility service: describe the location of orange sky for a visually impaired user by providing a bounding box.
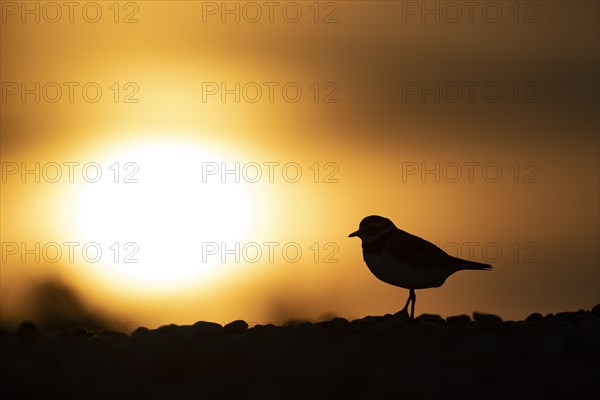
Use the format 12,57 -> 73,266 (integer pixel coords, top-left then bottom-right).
1,1 -> 598,330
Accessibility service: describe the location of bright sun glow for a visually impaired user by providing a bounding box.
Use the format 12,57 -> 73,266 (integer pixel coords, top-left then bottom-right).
74,142 -> 255,283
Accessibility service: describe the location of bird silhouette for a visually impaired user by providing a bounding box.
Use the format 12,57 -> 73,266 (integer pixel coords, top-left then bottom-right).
349,215 -> 492,318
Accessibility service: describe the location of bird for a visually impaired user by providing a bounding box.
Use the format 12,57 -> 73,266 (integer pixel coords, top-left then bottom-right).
349,215 -> 491,319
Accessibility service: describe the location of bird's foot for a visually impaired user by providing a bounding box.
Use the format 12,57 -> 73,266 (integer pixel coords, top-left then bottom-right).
394,308 -> 411,319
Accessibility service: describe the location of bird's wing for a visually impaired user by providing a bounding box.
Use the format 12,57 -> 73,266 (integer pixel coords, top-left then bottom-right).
388,229 -> 453,270
445,255 -> 492,271
390,229 -> 492,271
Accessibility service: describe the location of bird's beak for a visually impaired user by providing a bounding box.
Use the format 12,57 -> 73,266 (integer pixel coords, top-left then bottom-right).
348,230 -> 359,238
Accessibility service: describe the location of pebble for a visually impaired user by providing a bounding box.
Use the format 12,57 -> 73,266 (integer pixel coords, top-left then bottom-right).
155,323 -> 179,335
417,313 -> 446,324
191,321 -> 223,336
525,312 -> 544,322
555,311 -> 575,320
446,314 -> 471,326
224,320 -> 249,334
316,317 -> 351,334
16,321 -> 38,338
131,326 -> 150,338
73,326 -> 95,338
473,312 -> 503,324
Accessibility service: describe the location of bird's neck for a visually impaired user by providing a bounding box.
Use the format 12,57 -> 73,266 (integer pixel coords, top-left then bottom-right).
362,226 -> 395,254
362,225 -> 395,243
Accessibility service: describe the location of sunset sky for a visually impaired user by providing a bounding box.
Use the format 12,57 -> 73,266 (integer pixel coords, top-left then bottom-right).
1,1 -> 598,330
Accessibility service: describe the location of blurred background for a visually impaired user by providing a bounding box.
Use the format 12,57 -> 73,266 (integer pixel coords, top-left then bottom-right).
1,1 -> 598,330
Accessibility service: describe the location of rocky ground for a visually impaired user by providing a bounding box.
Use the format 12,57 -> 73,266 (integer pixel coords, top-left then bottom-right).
1,305 -> 599,400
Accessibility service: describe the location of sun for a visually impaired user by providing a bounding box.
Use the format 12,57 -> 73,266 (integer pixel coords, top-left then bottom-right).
74,142 -> 255,283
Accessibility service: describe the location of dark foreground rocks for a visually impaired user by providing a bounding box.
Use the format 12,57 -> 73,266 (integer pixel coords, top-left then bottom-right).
1,306 -> 599,400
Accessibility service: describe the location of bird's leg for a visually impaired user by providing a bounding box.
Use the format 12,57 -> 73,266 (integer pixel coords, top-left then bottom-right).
409,289 -> 416,319
396,290 -> 413,318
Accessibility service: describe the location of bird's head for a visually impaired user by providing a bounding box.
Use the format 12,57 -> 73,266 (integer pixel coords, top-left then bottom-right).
348,215 -> 397,242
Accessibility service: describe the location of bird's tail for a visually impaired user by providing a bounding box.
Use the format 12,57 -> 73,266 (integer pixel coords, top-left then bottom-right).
451,257 -> 492,271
